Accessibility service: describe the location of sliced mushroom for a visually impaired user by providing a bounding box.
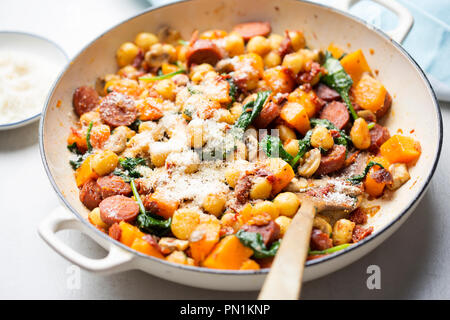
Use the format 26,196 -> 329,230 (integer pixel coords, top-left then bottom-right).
388,163 -> 410,190
357,110 -> 377,123
298,148 -> 321,177
144,43 -> 173,69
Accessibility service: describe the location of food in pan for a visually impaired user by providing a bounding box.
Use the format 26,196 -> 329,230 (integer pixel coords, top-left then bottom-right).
67,22 -> 421,270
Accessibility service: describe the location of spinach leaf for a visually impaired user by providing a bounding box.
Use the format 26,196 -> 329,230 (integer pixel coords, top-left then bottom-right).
347,161 -> 384,185
226,78 -> 238,104
67,141 -> 89,170
139,69 -> 186,81
67,142 -> 81,154
225,90 -> 271,155
86,121 -> 93,153
236,230 -> 281,259
233,90 -> 271,131
113,157 -> 147,182
128,119 -> 142,132
309,243 -> 351,255
260,135 -> 293,163
289,130 -> 313,168
130,179 -> 171,236
136,211 -> 172,236
321,51 -> 358,120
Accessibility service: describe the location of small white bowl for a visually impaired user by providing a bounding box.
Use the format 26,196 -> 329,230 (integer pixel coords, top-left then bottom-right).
0,31 -> 68,130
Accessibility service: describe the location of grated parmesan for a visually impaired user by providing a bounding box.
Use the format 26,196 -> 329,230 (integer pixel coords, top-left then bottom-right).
0,50 -> 60,124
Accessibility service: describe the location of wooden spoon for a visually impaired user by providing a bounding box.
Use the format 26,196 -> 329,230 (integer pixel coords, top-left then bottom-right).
258,180 -> 362,300
258,199 -> 316,300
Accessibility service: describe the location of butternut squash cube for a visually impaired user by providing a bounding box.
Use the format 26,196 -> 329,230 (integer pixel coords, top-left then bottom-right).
340,49 -> 372,82
240,259 -> 260,270
130,237 -> 164,259
352,74 -> 387,113
380,135 -> 421,164
264,158 -> 295,195
327,43 -> 344,59
288,88 -> 322,118
202,235 -> 253,270
280,102 -> 311,135
189,222 -> 221,264
75,154 -> 98,187
118,221 -> 145,247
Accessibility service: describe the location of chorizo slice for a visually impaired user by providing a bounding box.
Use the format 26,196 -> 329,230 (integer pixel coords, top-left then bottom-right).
108,223 -> 122,241
234,175 -> 252,204
319,101 -> 350,130
241,221 -> 280,246
348,208 -> 368,225
315,83 -> 340,102
368,123 -> 390,153
79,179 -> 102,210
253,100 -> 281,128
186,39 -> 223,67
375,91 -> 392,118
310,228 -> 333,251
97,175 -> 132,199
99,195 -> 139,226
99,92 -> 137,127
316,144 -> 347,176
352,225 -> 373,243
232,21 -> 271,41
73,86 -> 99,116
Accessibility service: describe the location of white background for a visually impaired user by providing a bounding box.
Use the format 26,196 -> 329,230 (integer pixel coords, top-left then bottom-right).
0,0 -> 449,299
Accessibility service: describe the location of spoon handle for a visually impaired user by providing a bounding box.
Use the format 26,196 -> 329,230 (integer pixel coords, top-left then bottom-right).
258,200 -> 316,300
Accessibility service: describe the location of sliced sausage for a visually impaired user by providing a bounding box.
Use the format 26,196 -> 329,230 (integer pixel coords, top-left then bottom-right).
310,228 -> 333,251
99,195 -> 139,225
234,175 -> 252,204
319,101 -> 350,130
315,83 -> 340,102
97,175 -> 132,199
73,86 -> 99,116
108,223 -> 122,241
253,100 -> 281,128
368,124 -> 390,153
186,39 -> 223,67
348,208 -> 368,225
375,91 -> 392,118
99,92 -> 137,127
316,144 -> 347,176
241,221 -> 280,246
352,225 -> 373,243
232,21 -> 271,41
79,179 -> 102,210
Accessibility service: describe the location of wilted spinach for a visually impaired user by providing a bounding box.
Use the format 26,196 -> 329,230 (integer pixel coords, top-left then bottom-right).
321,51 -> 358,120
130,180 -> 171,236
347,161 -> 384,185
236,230 -> 280,259
113,157 -> 147,182
260,135 -> 293,164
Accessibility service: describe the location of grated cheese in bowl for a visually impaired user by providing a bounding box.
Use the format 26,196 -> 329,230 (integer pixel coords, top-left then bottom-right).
0,50 -> 60,125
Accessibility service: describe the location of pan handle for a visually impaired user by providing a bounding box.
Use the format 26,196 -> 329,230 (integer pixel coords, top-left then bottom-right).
38,206 -> 134,274
338,0 -> 414,43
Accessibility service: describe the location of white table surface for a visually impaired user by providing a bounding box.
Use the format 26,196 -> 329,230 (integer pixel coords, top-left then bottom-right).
0,0 -> 449,300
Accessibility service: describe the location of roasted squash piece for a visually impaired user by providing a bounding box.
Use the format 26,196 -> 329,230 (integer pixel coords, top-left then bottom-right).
280,102 -> 311,135
380,135 -> 421,164
352,74 -> 387,113
203,235 -> 253,270
340,49 -> 371,82
264,158 -> 295,196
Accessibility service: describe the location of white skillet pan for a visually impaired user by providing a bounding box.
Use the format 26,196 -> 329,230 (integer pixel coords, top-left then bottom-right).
38,0 -> 442,291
